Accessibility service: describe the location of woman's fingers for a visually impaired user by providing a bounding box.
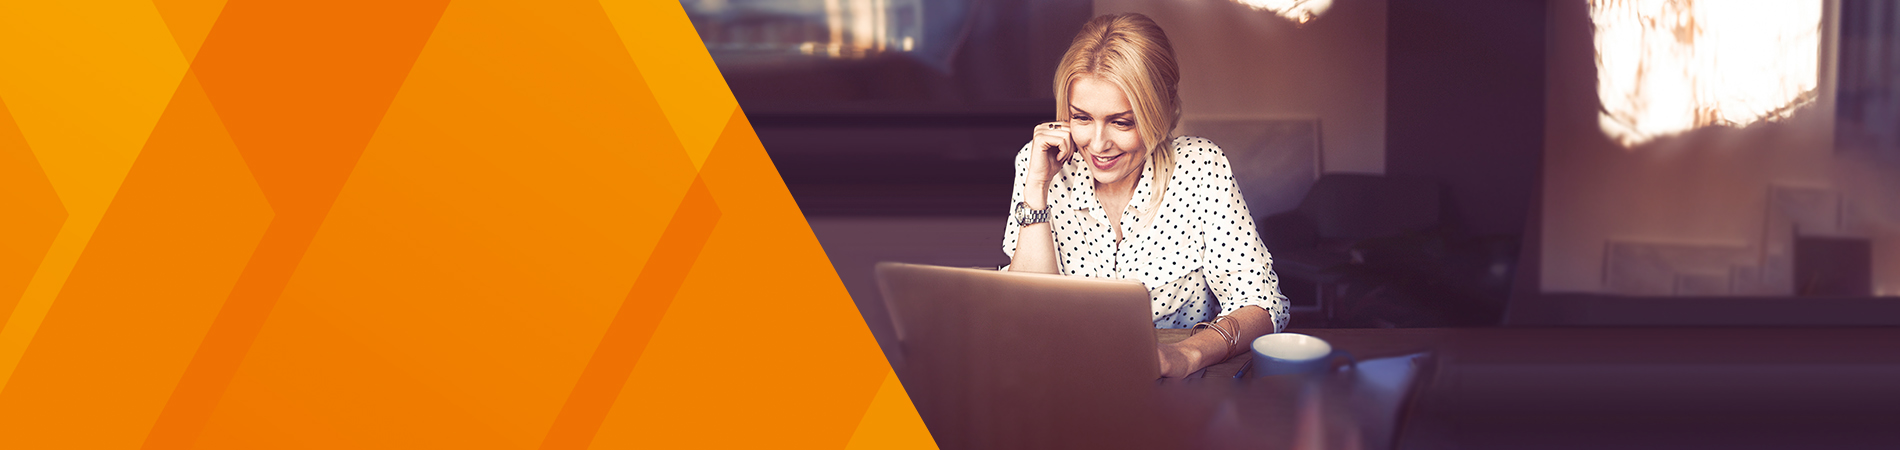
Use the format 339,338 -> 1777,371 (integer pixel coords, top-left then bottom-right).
1033,125 -> 1073,161
1034,131 -> 1060,151
1057,135 -> 1074,163
1033,131 -> 1065,157
1044,123 -> 1074,163
1029,122 -> 1074,182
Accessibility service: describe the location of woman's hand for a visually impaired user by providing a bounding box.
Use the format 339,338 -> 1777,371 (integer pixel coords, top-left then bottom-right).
1156,308 -> 1276,378
1156,342 -> 1203,378
1023,122 -> 1075,204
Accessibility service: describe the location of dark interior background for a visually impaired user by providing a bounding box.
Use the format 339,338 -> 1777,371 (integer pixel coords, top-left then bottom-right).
688,0 -> 1900,343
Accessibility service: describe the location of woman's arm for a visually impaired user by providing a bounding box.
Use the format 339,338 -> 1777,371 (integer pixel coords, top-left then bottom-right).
1156,143 -> 1290,377
1157,305 -> 1272,377
1007,213 -> 1059,273
1005,122 -> 1075,274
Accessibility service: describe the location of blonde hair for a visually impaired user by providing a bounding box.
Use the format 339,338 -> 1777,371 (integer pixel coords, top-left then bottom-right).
1054,12 -> 1182,210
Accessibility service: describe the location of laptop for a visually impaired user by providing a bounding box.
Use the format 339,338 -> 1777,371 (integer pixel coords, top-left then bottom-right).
873,262 -> 1167,449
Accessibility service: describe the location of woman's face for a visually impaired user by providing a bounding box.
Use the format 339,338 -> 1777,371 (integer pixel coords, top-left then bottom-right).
1067,75 -> 1147,190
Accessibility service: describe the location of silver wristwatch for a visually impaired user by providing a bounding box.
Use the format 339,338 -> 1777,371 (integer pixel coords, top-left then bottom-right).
1014,201 -> 1050,226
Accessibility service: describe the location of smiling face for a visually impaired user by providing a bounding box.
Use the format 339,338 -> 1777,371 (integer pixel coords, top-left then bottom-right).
1066,75 -> 1147,192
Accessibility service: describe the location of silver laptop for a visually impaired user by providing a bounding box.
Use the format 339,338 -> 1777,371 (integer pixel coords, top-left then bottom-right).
873,262 -> 1166,449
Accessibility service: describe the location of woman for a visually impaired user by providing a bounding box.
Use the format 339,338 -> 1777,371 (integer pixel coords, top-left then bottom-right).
1002,13 -> 1289,378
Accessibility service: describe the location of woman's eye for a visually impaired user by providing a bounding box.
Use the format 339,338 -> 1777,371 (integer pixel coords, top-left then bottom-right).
1071,115 -> 1090,122
1113,120 -> 1134,128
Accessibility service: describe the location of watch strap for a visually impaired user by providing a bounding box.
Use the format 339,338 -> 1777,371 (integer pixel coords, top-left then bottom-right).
1014,201 -> 1050,226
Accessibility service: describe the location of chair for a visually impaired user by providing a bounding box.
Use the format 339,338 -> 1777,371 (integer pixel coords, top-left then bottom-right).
1257,173 -> 1443,325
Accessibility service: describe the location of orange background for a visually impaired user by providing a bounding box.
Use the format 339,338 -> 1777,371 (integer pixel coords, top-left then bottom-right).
0,1 -> 933,448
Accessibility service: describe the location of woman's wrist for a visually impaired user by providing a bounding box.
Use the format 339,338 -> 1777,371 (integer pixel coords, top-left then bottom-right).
1171,342 -> 1206,372
1022,180 -> 1050,210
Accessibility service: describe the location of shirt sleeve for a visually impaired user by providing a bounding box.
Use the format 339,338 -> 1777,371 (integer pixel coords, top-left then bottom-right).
1000,142 -> 1035,270
1196,147 -> 1291,332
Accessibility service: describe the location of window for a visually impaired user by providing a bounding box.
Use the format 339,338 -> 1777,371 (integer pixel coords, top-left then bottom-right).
1591,0 -> 1822,147
1233,0 -> 1334,25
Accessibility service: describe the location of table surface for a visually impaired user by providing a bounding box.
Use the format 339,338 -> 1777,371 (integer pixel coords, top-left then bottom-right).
1159,327 -> 1900,450
1168,326 -> 1900,366
923,327 -> 1900,450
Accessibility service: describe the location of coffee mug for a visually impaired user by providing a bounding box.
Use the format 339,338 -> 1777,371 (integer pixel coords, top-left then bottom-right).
1248,333 -> 1354,378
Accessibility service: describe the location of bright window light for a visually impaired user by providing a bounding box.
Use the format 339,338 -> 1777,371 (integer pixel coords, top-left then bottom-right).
1591,0 -> 1821,148
1233,0 -> 1334,25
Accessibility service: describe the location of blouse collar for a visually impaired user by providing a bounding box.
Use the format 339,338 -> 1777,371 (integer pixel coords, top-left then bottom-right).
1052,149 -> 1158,217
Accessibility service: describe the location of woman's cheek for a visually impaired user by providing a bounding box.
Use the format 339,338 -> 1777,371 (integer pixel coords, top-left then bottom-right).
1117,132 -> 1142,155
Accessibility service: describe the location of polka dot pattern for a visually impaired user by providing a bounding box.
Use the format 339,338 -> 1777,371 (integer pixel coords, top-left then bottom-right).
1001,136 -> 1291,331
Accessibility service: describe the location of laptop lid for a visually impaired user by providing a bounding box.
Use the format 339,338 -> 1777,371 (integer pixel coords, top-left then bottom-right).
874,262 -> 1163,449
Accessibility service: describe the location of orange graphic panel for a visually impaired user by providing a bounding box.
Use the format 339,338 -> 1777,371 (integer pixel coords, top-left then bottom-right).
0,101 -> 64,327
0,73 -> 269,449
0,1 -> 933,449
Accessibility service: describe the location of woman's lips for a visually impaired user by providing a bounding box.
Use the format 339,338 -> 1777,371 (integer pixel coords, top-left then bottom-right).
1090,153 -> 1123,171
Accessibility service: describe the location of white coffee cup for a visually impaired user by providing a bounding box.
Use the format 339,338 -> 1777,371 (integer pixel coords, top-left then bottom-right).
1249,333 -> 1354,378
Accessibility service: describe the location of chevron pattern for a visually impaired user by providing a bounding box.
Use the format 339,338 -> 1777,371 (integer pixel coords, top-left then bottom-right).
0,1 -> 933,448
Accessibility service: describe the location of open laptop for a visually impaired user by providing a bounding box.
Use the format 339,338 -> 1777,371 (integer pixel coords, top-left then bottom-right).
873,262 -> 1166,449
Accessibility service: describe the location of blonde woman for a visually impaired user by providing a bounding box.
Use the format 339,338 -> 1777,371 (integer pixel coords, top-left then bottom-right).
1003,13 -> 1290,378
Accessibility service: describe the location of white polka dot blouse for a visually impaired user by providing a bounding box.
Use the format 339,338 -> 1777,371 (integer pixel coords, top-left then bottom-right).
1002,136 -> 1291,331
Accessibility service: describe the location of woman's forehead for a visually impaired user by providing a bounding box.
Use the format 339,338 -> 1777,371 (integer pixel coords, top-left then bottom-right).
1068,76 -> 1133,115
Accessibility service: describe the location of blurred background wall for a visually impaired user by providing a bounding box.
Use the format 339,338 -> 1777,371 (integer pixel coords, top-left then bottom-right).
1541,0 -> 1900,299
1100,0 -> 1388,175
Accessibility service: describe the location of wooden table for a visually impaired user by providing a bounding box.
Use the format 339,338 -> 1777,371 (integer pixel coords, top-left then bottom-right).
1151,328 -> 1435,450
1151,327 -> 1900,450
919,327 -> 1900,449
